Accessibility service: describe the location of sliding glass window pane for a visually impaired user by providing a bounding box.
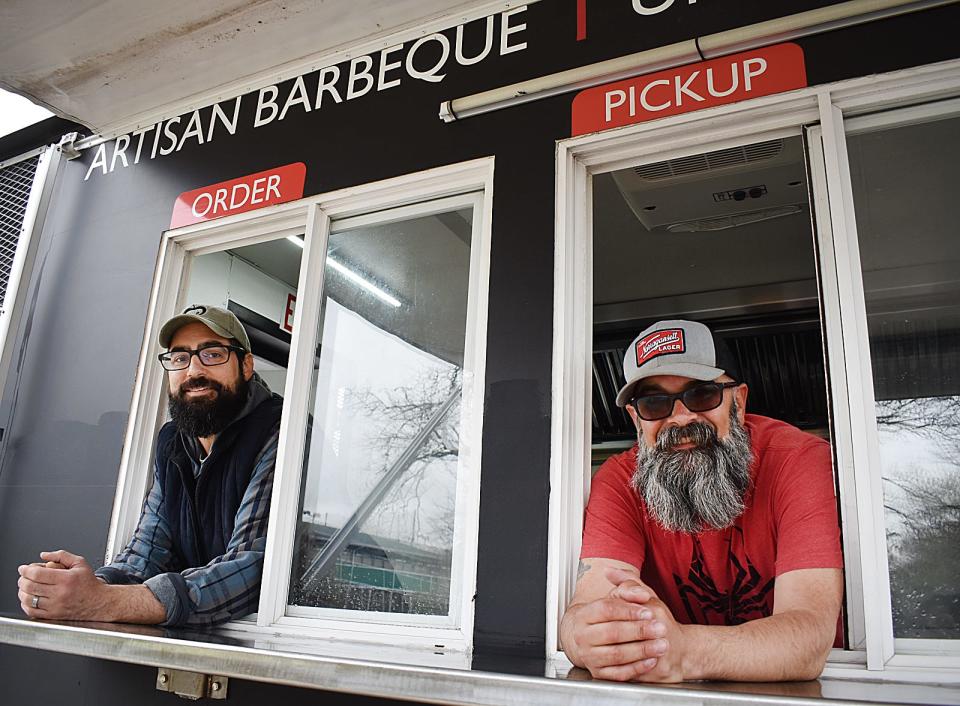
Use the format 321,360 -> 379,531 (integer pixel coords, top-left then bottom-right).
847,111 -> 960,640
289,203 -> 473,618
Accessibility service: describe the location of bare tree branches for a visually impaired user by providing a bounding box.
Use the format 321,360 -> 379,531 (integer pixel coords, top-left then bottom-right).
346,366 -> 462,547
877,395 -> 960,638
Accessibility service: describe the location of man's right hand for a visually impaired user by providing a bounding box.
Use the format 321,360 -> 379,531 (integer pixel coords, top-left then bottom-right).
559,558 -> 669,681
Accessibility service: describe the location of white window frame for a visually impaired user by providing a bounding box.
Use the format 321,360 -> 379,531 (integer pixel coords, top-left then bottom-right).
265,191 -> 487,636
547,58 -> 960,683
107,157 -> 494,652
817,96 -> 960,673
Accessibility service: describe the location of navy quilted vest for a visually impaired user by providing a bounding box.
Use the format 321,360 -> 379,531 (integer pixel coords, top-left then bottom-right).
154,393 -> 283,569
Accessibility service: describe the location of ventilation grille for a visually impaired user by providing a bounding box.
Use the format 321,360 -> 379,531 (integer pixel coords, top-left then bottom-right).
633,139 -> 784,181
0,156 -> 40,309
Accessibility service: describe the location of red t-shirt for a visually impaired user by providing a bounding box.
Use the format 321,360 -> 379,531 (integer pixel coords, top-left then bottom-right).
581,414 -> 843,628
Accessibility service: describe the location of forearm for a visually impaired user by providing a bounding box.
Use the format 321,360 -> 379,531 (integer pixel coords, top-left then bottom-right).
146,547 -> 264,626
19,553 -> 167,625
101,584 -> 167,624
681,610 -> 833,681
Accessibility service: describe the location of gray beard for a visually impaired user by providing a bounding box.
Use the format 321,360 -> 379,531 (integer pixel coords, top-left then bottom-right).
631,402 -> 753,533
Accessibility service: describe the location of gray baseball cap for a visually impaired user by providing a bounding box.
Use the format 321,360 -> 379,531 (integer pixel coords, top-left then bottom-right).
615,319 -> 740,407
158,304 -> 251,353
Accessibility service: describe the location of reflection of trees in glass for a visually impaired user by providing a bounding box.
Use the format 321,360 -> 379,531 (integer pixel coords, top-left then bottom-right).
349,366 -> 461,548
876,397 -> 960,639
290,368 -> 461,614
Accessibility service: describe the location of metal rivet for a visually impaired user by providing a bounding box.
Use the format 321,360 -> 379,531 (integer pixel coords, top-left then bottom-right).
159,673 -> 168,684
211,681 -> 221,691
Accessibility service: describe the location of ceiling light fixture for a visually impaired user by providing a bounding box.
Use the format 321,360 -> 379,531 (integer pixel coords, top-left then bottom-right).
286,235 -> 401,308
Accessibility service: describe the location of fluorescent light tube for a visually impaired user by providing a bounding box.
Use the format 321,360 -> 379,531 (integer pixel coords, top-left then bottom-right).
286,235 -> 401,307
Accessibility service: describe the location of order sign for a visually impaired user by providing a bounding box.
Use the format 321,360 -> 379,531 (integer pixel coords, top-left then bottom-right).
170,162 -> 306,228
571,43 -> 806,136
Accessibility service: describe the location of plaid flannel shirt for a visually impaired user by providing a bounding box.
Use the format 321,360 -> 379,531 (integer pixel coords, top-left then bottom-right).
96,425 -> 279,627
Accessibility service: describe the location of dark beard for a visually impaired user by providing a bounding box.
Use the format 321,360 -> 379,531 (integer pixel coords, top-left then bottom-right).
168,374 -> 249,439
631,402 -> 753,533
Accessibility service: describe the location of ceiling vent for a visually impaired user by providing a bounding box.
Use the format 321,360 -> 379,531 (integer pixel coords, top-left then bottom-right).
633,139 -> 784,181
612,138 -> 806,232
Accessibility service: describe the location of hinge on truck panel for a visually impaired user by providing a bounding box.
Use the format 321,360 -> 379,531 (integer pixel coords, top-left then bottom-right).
156,668 -> 228,700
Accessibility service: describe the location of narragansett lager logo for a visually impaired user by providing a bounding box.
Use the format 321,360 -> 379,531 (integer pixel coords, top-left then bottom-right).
636,329 -> 685,365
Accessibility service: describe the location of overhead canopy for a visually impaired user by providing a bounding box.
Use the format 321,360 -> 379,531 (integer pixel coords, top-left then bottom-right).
0,0 -> 507,137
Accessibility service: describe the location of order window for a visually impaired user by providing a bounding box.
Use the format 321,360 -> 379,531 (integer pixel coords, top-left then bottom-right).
110,160 -> 492,649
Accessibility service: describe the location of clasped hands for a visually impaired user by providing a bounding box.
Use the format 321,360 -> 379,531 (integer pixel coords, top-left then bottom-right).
17,550 -> 111,621
566,567 -> 688,682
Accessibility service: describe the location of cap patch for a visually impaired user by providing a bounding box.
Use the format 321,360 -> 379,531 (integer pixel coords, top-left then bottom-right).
636,329 -> 685,366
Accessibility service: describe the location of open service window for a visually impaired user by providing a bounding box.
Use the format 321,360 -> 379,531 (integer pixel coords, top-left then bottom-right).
109,159 -> 493,651
549,64 -> 960,681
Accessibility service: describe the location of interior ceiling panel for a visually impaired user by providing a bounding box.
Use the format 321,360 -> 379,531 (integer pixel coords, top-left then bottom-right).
0,0 -> 506,136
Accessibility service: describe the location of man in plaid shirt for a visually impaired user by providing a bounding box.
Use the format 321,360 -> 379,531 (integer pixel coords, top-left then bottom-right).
17,305 -> 283,626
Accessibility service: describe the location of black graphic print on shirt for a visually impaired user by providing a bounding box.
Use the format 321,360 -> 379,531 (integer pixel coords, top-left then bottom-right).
672,527 -> 775,625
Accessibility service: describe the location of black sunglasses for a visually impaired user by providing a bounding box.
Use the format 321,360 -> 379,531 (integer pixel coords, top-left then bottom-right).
630,381 -> 740,421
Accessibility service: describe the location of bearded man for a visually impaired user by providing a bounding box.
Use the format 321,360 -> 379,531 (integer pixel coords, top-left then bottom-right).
560,319 -> 843,683
17,305 -> 282,626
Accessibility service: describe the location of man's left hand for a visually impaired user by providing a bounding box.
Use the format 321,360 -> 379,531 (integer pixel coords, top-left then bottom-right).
18,550 -> 112,621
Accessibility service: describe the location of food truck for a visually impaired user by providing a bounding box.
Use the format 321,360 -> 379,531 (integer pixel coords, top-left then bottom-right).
1,0 -> 958,703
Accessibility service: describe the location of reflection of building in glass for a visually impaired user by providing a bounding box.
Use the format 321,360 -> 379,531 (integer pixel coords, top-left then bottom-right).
291,518 -> 452,615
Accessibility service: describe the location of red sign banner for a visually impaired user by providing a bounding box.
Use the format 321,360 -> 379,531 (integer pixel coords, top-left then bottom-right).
170,162 -> 306,229
571,43 -> 806,136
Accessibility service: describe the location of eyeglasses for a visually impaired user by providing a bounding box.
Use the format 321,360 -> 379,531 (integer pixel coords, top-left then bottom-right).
158,344 -> 245,371
630,381 -> 740,421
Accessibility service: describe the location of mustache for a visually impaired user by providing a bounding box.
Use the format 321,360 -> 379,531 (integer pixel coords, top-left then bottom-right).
176,375 -> 225,396
632,401 -> 753,533
655,421 -> 717,450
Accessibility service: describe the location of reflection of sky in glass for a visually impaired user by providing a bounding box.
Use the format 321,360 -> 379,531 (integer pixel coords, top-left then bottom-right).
877,401 -> 956,541
302,298 -> 458,545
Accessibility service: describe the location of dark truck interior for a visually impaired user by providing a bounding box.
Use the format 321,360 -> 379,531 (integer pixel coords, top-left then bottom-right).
592,135 -> 830,457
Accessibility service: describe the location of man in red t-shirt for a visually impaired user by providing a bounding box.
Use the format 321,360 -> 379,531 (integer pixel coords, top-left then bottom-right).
560,319 -> 843,683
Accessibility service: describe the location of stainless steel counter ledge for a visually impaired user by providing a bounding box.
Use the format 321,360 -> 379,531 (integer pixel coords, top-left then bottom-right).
1,616 -> 957,706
